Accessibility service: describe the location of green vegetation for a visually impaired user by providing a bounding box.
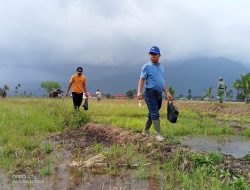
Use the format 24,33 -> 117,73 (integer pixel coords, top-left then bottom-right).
163,151 -> 249,190
233,73 -> 250,102
84,141 -> 249,189
88,99 -> 233,136
0,98 -> 249,189
0,98 -> 89,173
40,161 -> 53,176
42,140 -> 53,154
0,84 -> 9,98
40,81 -> 61,95
126,89 -> 137,99
206,86 -> 213,100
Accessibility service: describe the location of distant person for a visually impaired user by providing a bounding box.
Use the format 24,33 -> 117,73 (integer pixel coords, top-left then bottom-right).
217,77 -> 227,103
95,89 -> 102,102
2,90 -> 7,98
65,66 -> 88,111
137,46 -> 172,142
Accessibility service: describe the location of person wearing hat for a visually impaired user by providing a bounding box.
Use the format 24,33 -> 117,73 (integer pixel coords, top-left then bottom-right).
217,77 -> 227,103
65,66 -> 89,110
137,46 -> 172,142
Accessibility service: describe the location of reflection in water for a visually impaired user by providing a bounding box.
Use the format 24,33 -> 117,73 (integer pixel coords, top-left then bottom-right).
1,159 -> 160,190
180,135 -> 250,158
43,166 -> 160,190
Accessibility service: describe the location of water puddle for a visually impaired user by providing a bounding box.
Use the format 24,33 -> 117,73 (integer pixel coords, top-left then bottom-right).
1,168 -> 159,190
0,149 -> 160,190
180,135 -> 250,158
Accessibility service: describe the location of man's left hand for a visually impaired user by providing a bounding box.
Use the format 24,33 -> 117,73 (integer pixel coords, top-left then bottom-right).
166,93 -> 173,101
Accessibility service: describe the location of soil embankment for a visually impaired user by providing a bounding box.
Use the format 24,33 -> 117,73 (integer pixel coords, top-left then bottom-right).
53,123 -> 250,178
176,101 -> 250,116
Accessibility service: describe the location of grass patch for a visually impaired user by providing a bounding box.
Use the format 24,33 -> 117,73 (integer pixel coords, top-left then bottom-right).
62,111 -> 90,128
0,98 -> 89,173
162,151 -> 249,190
90,100 -> 234,136
40,163 -> 53,176
241,128 -> 250,137
42,140 -> 53,154
0,98 -> 249,188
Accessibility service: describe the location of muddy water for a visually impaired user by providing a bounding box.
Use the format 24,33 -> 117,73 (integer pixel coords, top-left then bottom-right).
180,135 -> 250,158
0,149 -> 161,190
41,160 -> 160,190
1,168 -> 160,190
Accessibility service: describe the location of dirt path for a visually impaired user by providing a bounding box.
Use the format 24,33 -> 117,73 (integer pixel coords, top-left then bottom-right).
52,123 -> 250,179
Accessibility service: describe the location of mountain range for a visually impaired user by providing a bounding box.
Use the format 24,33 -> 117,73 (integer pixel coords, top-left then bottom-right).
86,57 -> 249,96
7,57 -> 249,97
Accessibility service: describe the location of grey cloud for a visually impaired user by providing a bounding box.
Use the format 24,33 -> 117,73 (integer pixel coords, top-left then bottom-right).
1,0 -> 250,86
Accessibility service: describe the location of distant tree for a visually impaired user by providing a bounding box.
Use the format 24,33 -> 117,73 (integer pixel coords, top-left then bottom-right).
0,84 -> 9,98
233,81 -> 243,102
187,89 -> 192,100
14,86 -> 18,95
41,81 -> 61,96
168,86 -> 175,98
193,96 -> 203,101
206,87 -> 213,100
176,94 -> 184,99
126,89 -> 136,99
233,73 -> 250,103
235,93 -> 245,101
105,94 -> 113,99
15,84 -> 21,96
226,90 -> 234,101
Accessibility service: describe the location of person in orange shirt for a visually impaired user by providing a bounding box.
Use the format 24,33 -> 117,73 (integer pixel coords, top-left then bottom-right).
65,66 -> 88,110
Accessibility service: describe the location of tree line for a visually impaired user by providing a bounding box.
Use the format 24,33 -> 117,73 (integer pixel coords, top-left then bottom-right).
1,73 -> 250,102
173,73 -> 250,103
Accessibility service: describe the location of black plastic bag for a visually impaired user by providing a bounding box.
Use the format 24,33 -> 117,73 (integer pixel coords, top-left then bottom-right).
83,99 -> 88,110
167,101 -> 179,123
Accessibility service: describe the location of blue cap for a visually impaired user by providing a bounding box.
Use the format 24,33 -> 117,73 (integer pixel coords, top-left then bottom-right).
148,46 -> 161,55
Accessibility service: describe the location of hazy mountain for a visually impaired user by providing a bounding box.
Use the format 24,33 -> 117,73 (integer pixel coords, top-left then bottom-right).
6,57 -> 249,97
87,57 -> 249,96
166,57 -> 249,96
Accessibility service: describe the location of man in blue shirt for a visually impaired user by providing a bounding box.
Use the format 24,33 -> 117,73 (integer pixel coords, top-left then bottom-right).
137,46 -> 172,142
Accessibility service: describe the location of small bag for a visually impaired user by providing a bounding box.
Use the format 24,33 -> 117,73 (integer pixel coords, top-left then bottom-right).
83,99 -> 88,110
167,101 -> 179,123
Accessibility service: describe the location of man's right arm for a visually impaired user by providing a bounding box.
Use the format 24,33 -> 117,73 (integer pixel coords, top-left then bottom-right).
137,65 -> 147,100
137,78 -> 145,100
65,81 -> 73,97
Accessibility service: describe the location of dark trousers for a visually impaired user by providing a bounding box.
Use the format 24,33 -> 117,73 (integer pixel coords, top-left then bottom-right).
144,89 -> 162,120
72,92 -> 83,110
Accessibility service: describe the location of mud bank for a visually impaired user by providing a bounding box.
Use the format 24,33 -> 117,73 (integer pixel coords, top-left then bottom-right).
176,101 -> 250,116
53,123 -> 250,178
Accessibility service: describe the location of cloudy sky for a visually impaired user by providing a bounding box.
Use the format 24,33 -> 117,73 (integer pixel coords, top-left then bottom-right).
0,0 -> 250,91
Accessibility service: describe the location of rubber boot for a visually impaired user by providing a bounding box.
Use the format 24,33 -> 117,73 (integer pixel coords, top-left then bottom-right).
142,118 -> 152,136
152,119 -> 160,134
152,119 -> 164,141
